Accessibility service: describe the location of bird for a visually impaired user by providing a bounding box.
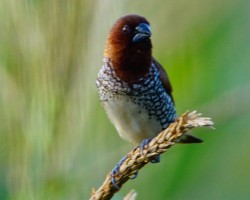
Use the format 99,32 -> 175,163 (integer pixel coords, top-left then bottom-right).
97,14 -> 201,145
96,14 -> 201,187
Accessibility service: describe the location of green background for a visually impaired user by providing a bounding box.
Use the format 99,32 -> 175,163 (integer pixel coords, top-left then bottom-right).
0,0 -> 249,199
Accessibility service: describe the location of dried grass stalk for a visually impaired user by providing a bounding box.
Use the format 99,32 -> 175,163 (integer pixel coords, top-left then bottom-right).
90,111 -> 214,200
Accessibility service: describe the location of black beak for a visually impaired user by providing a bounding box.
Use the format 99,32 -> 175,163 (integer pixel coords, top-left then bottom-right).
133,23 -> 152,43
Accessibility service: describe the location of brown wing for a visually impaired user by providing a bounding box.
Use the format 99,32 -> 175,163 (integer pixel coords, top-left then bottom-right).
152,57 -> 175,104
153,58 -> 203,143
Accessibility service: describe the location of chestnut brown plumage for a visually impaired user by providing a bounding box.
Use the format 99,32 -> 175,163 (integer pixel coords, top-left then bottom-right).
104,15 -> 152,84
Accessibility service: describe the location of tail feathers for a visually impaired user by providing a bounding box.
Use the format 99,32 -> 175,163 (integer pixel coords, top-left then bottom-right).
175,134 -> 203,144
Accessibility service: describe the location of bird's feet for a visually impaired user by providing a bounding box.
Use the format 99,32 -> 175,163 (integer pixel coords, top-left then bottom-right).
140,138 -> 160,163
111,137 -> 160,189
111,155 -> 138,189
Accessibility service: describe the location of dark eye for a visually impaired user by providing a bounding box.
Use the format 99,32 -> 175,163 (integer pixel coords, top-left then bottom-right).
122,25 -> 130,33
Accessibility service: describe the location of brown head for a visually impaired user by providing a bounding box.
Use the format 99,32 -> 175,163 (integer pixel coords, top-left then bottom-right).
104,14 -> 152,83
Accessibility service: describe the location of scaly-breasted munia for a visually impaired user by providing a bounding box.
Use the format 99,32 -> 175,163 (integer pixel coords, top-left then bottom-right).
97,14 -> 200,146
96,14 -> 202,188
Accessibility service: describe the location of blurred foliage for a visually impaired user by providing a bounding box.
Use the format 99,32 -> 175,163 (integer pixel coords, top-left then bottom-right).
0,0 -> 249,199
